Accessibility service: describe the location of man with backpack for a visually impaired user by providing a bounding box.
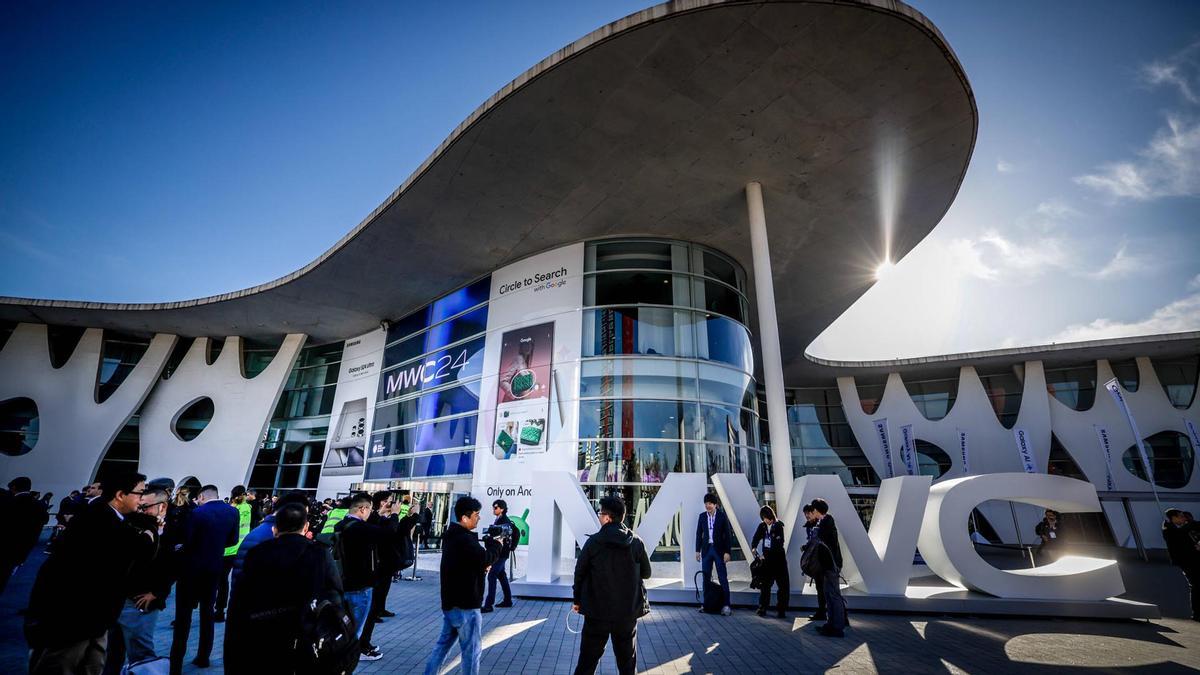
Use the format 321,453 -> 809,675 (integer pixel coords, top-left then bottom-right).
572,495 -> 651,675
333,492 -> 385,661
225,503 -> 357,674
482,499 -> 518,613
806,498 -> 847,638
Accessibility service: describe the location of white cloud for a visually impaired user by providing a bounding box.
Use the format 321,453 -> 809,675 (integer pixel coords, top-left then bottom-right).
996,159 -> 1015,174
1076,41 -> 1200,201
1048,291 -> 1200,342
1189,273 -> 1200,291
1033,198 -> 1081,220
1075,114 -> 1200,200
1085,243 -> 1150,280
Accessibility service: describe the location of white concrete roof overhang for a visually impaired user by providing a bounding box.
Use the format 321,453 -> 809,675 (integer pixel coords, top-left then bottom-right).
0,0 -> 978,384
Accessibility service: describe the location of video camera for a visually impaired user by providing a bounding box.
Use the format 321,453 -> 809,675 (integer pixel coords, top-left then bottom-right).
482,524 -> 511,548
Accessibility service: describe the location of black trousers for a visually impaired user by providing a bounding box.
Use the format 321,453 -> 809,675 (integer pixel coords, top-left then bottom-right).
359,571 -> 394,649
214,556 -> 235,614
574,617 -> 637,675
1183,566 -> 1200,619
813,573 -> 827,614
757,558 -> 789,614
485,554 -> 511,608
170,573 -> 218,675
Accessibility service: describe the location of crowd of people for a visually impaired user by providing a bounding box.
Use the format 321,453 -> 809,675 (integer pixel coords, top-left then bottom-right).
11,470 -> 1198,674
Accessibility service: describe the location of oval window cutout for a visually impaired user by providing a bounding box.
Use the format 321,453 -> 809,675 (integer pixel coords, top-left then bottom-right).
174,397 -> 215,442
0,397 -> 39,456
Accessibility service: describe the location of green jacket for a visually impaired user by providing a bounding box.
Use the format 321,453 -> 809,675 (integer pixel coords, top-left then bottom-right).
223,501 -> 253,557
321,507 -> 349,534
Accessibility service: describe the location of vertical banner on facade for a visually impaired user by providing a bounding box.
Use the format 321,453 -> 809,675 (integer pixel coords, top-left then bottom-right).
1103,378 -> 1155,485
1185,419 -> 1200,455
899,424 -> 917,476
957,429 -> 969,475
493,322 -> 554,459
873,418 -> 895,479
1012,427 -> 1038,474
1092,425 -> 1116,491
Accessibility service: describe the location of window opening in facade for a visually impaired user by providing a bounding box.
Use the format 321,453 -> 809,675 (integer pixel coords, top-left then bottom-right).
786,387 -> 879,487
854,375 -> 887,415
977,366 -> 1023,428
97,333 -> 150,403
906,373 -> 958,421
1153,355 -> 1199,410
1122,430 -> 1195,490
1045,362 -> 1097,411
1109,359 -> 1139,392
0,396 -> 38,456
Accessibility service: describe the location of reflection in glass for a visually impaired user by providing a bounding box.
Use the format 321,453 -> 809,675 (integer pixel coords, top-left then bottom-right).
1153,355 -> 1199,410
577,440 -> 682,483
579,358 -> 698,401
592,271 -> 684,307
978,367 -> 1023,429
593,241 -> 674,271
907,376 -> 958,421
368,414 -> 477,458
1045,363 -> 1097,411
578,399 -> 699,441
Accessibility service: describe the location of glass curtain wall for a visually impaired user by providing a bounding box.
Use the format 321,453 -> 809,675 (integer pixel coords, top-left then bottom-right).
577,240 -> 764,554
364,277 -> 491,482
249,341 -> 343,496
786,387 -> 879,486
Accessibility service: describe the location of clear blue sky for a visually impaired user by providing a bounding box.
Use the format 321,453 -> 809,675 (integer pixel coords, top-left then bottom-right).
2,1 -> 1198,359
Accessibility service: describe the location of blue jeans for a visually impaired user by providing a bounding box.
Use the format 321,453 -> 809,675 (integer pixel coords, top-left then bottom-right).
344,587 -> 374,640
118,600 -> 159,663
702,545 -> 731,606
423,608 -> 482,675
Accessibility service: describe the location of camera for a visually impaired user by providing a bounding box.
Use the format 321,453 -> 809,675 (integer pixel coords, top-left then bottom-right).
482,524 -> 511,548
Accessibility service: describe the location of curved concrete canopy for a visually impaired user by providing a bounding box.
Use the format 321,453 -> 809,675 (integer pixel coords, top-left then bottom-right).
0,0 -> 977,384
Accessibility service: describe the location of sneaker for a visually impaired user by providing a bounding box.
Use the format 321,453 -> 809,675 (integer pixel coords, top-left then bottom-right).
481,606 -> 494,614
496,600 -> 514,608
721,606 -> 732,616
809,612 -> 826,621
360,647 -> 383,661
755,607 -> 766,617
380,609 -> 397,618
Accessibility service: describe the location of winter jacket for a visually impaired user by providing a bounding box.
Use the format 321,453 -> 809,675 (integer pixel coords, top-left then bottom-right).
231,514 -> 277,588
334,515 -> 381,592
573,521 -> 651,622
1164,520 -> 1200,569
439,522 -> 500,611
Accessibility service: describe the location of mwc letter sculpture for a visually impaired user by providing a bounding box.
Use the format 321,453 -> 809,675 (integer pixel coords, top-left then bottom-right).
530,471 -> 1125,602
918,472 -> 1124,600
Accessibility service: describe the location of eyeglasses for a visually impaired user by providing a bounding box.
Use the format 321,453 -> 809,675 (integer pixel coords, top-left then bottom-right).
128,490 -> 146,496
139,501 -> 167,510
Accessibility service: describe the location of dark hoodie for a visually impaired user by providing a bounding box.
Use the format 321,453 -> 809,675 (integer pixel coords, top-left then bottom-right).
573,521 -> 651,622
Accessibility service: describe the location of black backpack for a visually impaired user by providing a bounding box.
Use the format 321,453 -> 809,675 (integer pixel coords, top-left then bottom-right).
295,598 -> 359,675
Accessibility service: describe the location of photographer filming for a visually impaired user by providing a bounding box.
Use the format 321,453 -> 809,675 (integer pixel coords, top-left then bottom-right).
423,496 -> 502,675
482,499 -> 517,613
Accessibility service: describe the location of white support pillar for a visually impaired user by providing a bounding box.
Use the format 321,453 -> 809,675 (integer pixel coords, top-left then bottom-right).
746,181 -> 795,516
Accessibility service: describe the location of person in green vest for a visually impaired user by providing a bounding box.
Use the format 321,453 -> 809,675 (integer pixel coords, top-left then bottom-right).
320,496 -> 351,535
214,485 -> 252,622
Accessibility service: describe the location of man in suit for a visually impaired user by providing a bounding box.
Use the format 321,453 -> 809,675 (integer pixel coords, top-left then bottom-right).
1,476 -> 49,594
25,472 -> 155,675
169,484 -> 238,674
811,498 -> 847,637
694,493 -> 733,616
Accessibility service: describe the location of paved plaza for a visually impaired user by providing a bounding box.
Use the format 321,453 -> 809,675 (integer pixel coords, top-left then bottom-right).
3,538 -> 1199,674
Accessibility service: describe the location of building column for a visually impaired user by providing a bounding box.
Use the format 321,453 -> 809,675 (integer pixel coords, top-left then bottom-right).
746,181 -> 795,515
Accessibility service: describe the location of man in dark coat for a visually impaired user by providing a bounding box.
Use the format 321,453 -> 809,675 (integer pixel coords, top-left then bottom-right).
572,496 -> 651,675
334,492 -> 385,660
418,501 -> 434,547
802,503 -> 827,620
224,502 -> 348,673
751,505 -> 789,618
694,493 -> 733,615
25,472 -> 154,675
1,476 -> 49,594
423,496 -> 502,675
169,484 -> 239,674
811,498 -> 847,637
1164,508 -> 1200,620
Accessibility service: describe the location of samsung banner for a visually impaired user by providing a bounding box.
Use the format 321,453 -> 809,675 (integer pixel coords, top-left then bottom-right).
1103,378 -> 1155,485
316,328 -> 385,499
957,429 -> 969,475
1092,425 -> 1116,491
873,418 -> 896,479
